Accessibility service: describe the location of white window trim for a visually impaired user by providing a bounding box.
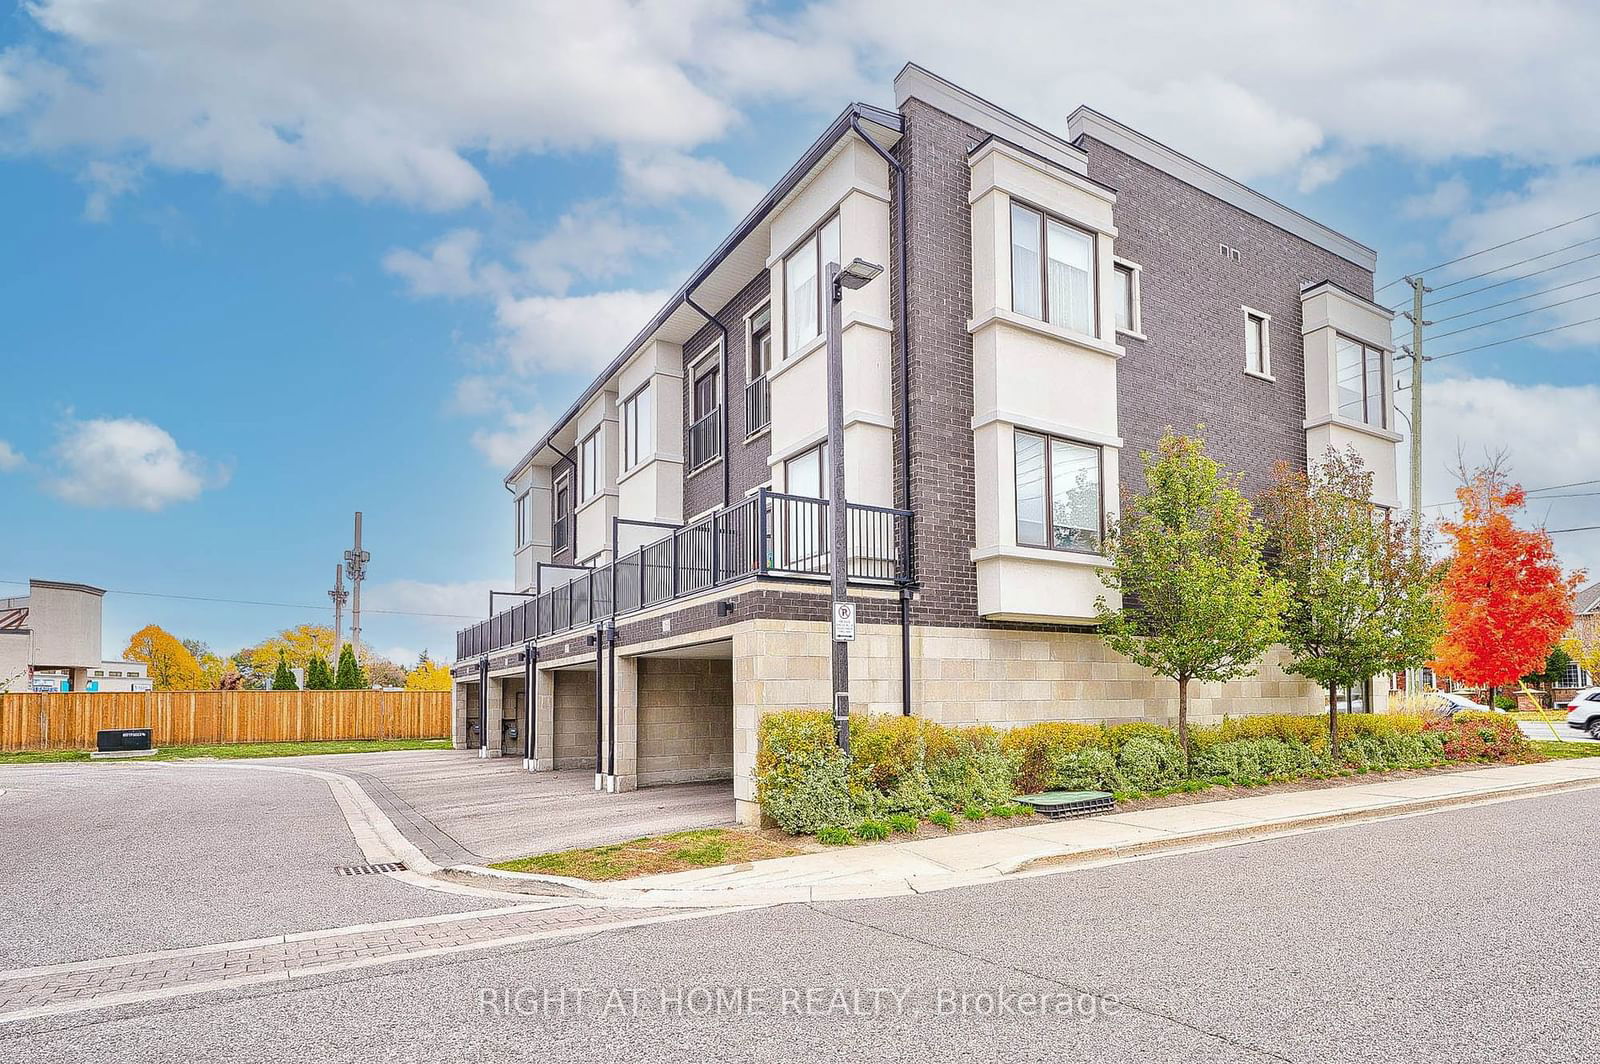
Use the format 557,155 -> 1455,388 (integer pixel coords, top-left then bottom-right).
744,300 -> 773,380
578,428 -> 603,502
1242,305 -> 1274,381
619,382 -> 653,475
514,490 -> 531,549
1112,257 -> 1144,340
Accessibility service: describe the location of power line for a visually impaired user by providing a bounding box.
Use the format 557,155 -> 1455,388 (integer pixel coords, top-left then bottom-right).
1427,248 -> 1600,307
1550,525 -> 1600,534
1374,207 -> 1600,294
1428,314 -> 1600,362
0,579 -> 476,620
1420,479 -> 1600,510
1428,232 -> 1600,292
1428,270 -> 1600,323
1424,288 -> 1600,342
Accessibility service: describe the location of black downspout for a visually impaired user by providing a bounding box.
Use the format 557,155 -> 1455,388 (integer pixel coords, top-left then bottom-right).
593,624 -> 604,786
477,657 -> 489,755
850,114 -> 915,717
523,642 -> 536,765
606,621 -> 617,780
685,292 -> 731,509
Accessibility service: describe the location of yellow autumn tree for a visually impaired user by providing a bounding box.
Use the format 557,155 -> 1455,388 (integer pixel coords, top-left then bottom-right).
124,625 -> 207,691
237,625 -> 338,678
405,653 -> 452,692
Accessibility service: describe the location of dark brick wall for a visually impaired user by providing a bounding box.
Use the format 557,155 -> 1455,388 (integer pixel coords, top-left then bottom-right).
1080,138 -> 1375,498
897,98 -> 985,629
893,98 -> 1377,631
682,271 -> 774,519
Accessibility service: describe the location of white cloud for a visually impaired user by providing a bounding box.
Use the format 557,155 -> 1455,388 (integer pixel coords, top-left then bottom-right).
78,159 -> 140,221
0,441 -> 23,472
494,288 -> 671,375
1403,176 -> 1472,220
47,417 -> 227,510
514,203 -> 672,295
381,228 -> 485,299
1408,375 -> 1600,579
470,405 -> 553,470
0,0 -> 854,210
619,150 -> 764,215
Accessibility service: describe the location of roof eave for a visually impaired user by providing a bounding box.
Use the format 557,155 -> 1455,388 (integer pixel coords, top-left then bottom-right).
502,102 -> 903,487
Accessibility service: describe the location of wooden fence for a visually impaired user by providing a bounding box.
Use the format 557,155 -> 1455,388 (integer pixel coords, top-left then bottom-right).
0,690 -> 452,751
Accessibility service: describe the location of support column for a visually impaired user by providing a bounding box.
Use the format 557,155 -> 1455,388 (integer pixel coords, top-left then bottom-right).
530,665 -> 555,772
483,674 -> 505,759
451,679 -> 469,750
732,626 -> 766,826
603,654 -> 639,793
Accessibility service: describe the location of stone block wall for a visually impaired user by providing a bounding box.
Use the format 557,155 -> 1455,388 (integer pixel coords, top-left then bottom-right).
551,669 -> 598,770
636,658 -> 734,786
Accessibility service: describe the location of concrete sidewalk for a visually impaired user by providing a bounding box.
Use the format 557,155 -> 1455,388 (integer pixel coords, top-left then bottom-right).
467,756 -> 1600,906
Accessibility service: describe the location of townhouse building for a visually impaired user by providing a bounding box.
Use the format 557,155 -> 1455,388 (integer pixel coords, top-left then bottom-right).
451,65 -> 1400,824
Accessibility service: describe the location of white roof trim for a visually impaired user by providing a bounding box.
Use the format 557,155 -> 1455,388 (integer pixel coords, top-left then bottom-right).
895,63 -> 1087,177
1066,106 -> 1377,272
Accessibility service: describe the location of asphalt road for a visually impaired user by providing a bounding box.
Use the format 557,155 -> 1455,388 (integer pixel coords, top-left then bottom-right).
0,762 -> 492,967
3,780 -> 1596,1063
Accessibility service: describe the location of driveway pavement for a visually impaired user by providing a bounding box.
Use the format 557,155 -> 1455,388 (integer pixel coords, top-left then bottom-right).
1517,719 -> 1597,743
0,762 -> 492,969
288,749 -> 734,863
2,785 -> 1595,1062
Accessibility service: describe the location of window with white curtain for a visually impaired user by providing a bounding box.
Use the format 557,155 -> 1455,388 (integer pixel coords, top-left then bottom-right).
1011,202 -> 1096,335
1336,335 -> 1387,428
620,384 -> 652,471
514,491 -> 531,547
579,429 -> 601,501
784,214 -> 841,357
1015,431 -> 1102,552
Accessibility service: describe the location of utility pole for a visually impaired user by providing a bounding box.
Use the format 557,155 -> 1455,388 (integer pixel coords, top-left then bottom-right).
328,564 -> 348,665
343,512 -> 370,666
1404,275 -> 1431,541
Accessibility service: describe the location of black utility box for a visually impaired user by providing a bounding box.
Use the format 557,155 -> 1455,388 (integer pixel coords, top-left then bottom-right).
96,728 -> 153,752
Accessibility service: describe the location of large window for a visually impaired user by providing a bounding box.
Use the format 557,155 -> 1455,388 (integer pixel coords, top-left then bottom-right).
1336,335 -> 1387,428
1014,431 -> 1102,553
688,350 -> 721,470
783,215 -> 842,357
747,306 -> 773,436
553,474 -> 571,550
620,384 -> 652,471
514,491 -> 531,548
784,443 -> 827,499
1245,308 -> 1270,377
1010,202 -> 1096,336
579,429 -> 601,501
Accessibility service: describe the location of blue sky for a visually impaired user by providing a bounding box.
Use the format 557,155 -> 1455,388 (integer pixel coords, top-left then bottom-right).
2,2 -> 1598,663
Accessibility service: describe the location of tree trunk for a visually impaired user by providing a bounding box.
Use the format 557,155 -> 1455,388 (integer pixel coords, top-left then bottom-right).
1177,676 -> 1190,770
1327,684 -> 1339,761
1486,684 -> 1496,712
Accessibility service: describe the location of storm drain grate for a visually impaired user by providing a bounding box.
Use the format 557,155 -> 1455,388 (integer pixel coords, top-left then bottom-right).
336,862 -> 406,876
1016,790 -> 1115,820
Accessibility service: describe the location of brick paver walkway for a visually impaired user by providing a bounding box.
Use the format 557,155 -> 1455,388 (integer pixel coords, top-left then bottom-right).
0,902 -> 695,1023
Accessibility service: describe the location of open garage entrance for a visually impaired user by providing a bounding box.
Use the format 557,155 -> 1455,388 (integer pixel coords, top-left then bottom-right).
631,640 -> 734,789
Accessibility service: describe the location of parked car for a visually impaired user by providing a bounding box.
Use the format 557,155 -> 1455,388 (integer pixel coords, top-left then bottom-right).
1564,688 -> 1600,739
1426,692 -> 1497,717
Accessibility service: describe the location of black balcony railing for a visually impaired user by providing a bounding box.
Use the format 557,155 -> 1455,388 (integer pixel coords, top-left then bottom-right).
745,376 -> 770,436
455,489 -> 910,661
688,409 -> 721,470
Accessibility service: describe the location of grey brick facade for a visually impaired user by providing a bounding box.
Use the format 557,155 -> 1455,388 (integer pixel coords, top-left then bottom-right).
682,272 -> 773,519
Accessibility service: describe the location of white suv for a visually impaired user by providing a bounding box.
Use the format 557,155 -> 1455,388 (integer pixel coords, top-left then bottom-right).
1565,689 -> 1600,740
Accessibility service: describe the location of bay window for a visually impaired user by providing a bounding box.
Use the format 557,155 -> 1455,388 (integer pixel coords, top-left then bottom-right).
1335,335 -> 1387,428
514,491 -> 531,548
1014,431 -> 1102,553
1010,202 -> 1096,335
783,214 -> 842,357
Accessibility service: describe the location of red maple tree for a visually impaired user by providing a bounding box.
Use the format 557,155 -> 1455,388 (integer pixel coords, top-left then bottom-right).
1432,468 -> 1583,706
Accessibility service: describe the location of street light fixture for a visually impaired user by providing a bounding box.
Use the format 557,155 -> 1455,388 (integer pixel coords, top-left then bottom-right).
825,256 -> 884,753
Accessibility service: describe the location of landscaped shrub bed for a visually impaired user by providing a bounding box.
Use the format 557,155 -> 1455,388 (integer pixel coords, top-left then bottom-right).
755,708 -> 1538,839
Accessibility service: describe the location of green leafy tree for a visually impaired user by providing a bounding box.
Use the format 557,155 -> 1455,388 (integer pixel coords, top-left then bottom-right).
1257,448 -> 1443,755
304,655 -> 333,690
1096,430 -> 1288,759
270,651 -> 298,691
334,644 -> 368,690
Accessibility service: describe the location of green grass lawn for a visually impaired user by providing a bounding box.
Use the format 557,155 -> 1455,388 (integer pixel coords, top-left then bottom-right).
0,737 -> 451,766
1530,739 -> 1600,760
491,829 -> 801,881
